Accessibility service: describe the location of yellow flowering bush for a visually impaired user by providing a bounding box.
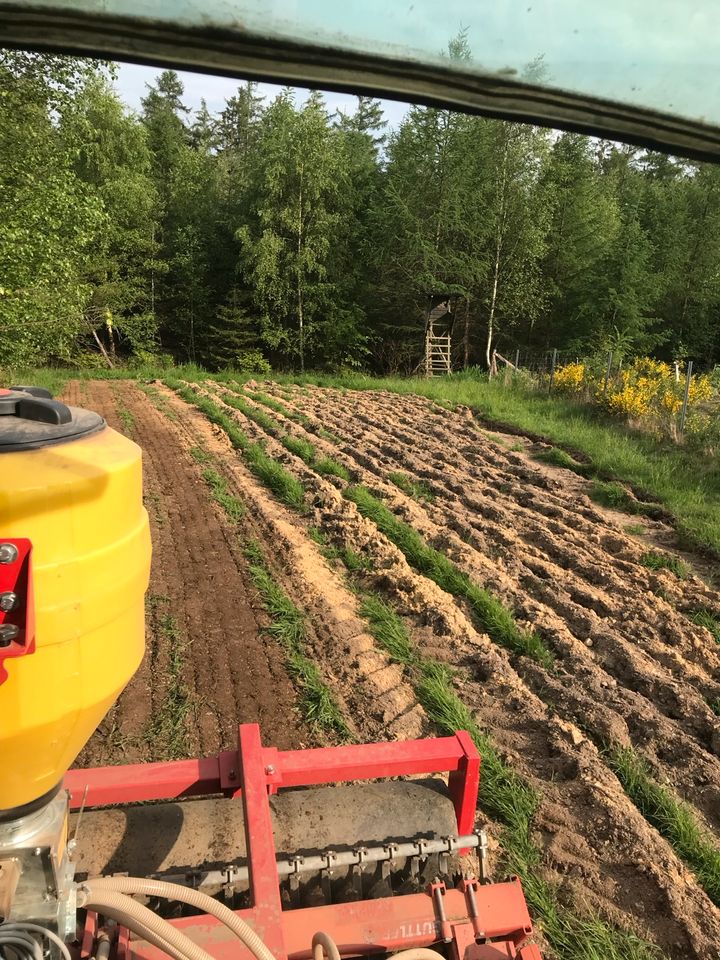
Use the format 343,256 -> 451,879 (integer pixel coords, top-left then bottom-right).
551,356 -> 717,441
553,362 -> 586,392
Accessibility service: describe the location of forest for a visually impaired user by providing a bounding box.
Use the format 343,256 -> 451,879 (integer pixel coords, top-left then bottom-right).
2,44 -> 720,374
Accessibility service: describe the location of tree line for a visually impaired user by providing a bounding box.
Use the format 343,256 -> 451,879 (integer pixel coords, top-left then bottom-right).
2,45 -> 720,373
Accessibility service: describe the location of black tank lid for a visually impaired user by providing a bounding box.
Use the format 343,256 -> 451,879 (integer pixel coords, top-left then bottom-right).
0,386 -> 105,452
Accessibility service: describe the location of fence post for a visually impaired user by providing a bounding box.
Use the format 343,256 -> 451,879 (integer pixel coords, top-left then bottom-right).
514,348 -> 520,370
548,348 -> 558,392
680,359 -> 693,434
602,351 -> 613,396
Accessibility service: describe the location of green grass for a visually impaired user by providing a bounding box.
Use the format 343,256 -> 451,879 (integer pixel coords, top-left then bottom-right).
708,697 -> 720,716
359,594 -> 662,960
189,445 -> 212,464
282,434 -> 316,461
279,372 -> 720,559
115,402 -> 135,435
689,608 -> 720,641
243,540 -> 350,738
317,427 -> 342,444
245,389 -> 310,425
624,523 -> 647,536
281,433 -> 351,480
220,390 -> 282,433
388,471 -> 436,502
201,467 -> 245,522
608,744 -> 720,907
588,480 -> 660,517
166,382 -> 305,511
340,546 -> 372,571
314,456 -> 352,481
532,447 -> 591,477
144,594 -> 191,760
346,485 -> 553,668
136,382 -> 178,421
639,551 -> 690,579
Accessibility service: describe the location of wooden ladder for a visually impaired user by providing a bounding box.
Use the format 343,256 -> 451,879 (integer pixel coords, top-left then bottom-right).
425,332 -> 451,376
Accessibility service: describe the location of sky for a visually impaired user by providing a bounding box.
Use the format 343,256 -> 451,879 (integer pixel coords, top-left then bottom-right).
108,0 -> 720,126
113,61 -> 411,128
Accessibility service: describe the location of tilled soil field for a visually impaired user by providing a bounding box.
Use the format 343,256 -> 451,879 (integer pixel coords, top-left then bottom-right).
69,378 -> 720,959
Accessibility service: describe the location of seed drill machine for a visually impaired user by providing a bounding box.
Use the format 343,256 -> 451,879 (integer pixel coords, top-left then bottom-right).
0,387 -> 541,960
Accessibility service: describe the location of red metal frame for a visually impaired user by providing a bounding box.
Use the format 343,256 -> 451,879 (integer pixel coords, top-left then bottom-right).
68,725 -> 541,960
0,538 -> 35,685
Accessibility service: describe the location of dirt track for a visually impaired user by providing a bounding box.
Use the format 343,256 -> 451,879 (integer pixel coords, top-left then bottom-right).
68,378 -> 720,959
63,380 -> 312,764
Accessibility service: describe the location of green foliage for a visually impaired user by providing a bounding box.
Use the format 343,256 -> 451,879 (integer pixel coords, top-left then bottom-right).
689,608 -> 720,642
345,485 -> 553,667
280,432 -> 351,480
590,480 -> 645,513
201,467 -> 245,521
281,434 -> 316,461
243,540 -> 350,737
314,457 -> 351,481
188,445 -> 212,464
0,53 -> 106,366
532,447 -> 591,477
608,745 -> 720,907
167,382 -> 305,510
639,551 -> 690,579
222,390 -> 282,433
7,51 -> 720,377
388,471 -> 436,502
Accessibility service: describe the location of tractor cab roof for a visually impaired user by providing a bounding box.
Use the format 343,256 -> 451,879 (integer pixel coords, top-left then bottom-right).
2,0 -> 720,162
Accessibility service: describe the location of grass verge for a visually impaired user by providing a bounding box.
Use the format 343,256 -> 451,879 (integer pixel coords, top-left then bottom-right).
345,485 -> 553,668
532,447 -> 591,477
243,540 -> 350,738
359,594 -> 662,960
608,744 -> 720,907
640,551 -> 690,579
589,480 -> 661,518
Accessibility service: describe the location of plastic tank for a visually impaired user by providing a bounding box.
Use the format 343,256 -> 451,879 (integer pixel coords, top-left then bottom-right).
0,387 -> 150,814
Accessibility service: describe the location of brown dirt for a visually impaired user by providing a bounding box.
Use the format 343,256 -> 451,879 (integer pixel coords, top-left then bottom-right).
63,380 -> 312,765
178,377 -> 720,960
63,377 -> 720,958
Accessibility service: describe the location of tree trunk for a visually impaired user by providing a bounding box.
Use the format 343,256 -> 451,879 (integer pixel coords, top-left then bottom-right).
486,238 -> 501,371
92,328 -> 114,368
297,163 -> 305,373
486,131 -> 510,373
463,296 -> 471,369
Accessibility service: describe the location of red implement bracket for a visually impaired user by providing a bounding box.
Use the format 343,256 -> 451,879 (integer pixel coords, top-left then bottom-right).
0,538 -> 35,685
65,726 -> 480,837
69,725 -> 540,960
